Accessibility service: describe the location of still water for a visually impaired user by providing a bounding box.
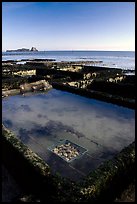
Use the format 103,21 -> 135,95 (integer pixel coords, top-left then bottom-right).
2,89 -> 135,181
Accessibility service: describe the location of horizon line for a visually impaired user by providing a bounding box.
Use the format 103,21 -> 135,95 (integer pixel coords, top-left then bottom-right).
2,49 -> 135,52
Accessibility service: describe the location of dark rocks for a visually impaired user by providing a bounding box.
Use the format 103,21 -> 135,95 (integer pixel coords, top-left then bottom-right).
6,48 -> 30,52
30,47 -> 38,52
6,47 -> 38,52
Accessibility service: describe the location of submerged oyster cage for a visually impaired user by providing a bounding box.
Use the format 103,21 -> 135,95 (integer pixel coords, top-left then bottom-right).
48,140 -> 88,162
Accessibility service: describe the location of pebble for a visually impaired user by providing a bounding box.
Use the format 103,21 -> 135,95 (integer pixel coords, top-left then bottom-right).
52,143 -> 79,161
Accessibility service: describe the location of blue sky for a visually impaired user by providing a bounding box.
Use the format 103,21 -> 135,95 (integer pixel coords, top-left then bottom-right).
2,2 -> 135,51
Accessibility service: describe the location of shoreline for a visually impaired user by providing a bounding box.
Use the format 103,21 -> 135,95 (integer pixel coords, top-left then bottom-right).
2,50 -> 135,71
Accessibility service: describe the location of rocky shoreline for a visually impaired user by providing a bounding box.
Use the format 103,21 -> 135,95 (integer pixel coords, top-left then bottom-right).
2,59 -> 135,101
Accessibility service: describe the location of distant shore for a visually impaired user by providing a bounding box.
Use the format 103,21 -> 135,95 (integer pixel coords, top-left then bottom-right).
6,47 -> 38,52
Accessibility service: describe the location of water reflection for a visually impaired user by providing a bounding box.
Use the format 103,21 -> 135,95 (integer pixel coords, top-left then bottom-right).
2,89 -> 135,181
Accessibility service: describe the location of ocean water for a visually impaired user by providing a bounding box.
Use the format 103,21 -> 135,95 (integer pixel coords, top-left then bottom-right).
2,50 -> 135,70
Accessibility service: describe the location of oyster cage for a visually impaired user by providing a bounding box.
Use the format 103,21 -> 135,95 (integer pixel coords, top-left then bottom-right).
48,140 -> 88,162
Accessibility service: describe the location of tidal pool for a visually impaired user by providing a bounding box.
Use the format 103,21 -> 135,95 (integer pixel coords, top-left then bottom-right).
2,89 -> 135,181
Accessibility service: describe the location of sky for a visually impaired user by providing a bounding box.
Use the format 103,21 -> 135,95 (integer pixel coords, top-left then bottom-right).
2,2 -> 135,51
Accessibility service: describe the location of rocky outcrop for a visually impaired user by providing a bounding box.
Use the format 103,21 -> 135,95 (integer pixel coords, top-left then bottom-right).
6,47 -> 38,52
30,47 -> 38,52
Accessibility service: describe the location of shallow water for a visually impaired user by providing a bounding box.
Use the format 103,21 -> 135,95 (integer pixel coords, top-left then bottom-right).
2,89 -> 135,181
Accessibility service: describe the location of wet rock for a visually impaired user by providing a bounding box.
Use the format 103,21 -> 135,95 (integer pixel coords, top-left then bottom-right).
52,143 -> 79,161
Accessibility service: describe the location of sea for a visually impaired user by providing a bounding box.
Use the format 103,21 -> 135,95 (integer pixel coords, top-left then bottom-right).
2,50 -> 135,70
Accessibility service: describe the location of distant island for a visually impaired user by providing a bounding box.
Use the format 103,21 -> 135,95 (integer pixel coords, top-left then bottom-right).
6,47 -> 38,52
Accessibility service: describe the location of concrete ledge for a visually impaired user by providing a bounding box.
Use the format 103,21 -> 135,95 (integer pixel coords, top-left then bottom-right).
78,141 -> 135,201
2,125 -> 53,197
52,82 -> 135,109
2,125 -> 50,176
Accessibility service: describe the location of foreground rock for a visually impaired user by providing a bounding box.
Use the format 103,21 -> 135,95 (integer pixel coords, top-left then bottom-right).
20,80 -> 52,94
